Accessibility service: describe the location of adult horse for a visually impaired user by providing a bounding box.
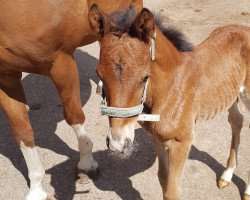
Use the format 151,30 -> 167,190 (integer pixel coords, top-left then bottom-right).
89,5 -> 250,200
0,1 -> 142,200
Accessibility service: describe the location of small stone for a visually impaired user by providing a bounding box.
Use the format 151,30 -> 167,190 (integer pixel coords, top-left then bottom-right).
241,12 -> 249,16
30,103 -> 41,110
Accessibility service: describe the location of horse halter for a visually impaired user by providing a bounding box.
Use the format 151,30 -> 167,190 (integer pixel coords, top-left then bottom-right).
100,31 -> 160,122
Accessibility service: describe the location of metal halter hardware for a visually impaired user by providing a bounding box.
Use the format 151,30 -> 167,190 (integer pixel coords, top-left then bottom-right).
99,31 -> 160,122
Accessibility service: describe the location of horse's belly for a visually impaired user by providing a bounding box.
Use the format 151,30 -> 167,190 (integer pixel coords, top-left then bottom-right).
196,83 -> 241,122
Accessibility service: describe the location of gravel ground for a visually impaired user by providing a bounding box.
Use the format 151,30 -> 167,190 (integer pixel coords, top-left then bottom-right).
0,0 -> 249,200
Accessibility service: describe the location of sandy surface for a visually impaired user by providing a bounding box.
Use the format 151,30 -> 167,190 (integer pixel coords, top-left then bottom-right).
0,0 -> 249,200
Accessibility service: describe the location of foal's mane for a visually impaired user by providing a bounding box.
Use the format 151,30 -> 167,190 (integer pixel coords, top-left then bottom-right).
107,7 -> 193,52
154,14 -> 193,52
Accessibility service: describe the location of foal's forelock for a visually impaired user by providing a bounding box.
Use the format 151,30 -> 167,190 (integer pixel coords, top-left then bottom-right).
103,6 -> 137,36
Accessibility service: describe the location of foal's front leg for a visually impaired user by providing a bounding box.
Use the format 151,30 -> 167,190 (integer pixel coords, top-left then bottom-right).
153,134 -> 193,200
50,51 -> 98,182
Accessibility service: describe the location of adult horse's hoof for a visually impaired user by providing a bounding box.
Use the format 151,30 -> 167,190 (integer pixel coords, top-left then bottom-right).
243,194 -> 250,200
26,188 -> 50,200
76,168 -> 100,184
217,178 -> 230,189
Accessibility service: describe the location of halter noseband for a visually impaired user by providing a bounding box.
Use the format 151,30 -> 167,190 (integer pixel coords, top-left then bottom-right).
100,31 -> 160,122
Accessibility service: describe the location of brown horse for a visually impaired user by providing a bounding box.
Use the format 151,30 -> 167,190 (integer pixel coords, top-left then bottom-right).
89,5 -> 250,200
0,1 -> 143,200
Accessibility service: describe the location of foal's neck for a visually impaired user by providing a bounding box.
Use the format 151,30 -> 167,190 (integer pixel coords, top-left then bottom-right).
146,28 -> 185,109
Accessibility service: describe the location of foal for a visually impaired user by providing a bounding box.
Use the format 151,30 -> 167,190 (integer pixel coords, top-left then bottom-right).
0,0 -> 142,199
89,6 -> 250,200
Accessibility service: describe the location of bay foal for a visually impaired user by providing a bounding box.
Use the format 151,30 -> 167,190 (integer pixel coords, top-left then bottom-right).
89,6 -> 250,200
0,1 -> 142,199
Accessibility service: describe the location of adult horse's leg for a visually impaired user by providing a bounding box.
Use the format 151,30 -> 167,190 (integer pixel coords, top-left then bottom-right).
0,72 -> 48,200
218,101 -> 243,188
49,51 -> 98,182
153,134 -> 193,200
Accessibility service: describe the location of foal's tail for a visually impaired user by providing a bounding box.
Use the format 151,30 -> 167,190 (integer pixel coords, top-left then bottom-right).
241,26 -> 250,79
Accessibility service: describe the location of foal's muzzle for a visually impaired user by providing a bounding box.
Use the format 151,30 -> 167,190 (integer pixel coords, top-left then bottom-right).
106,136 -> 132,154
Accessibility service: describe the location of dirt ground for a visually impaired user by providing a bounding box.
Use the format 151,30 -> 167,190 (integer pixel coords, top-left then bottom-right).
0,0 -> 250,200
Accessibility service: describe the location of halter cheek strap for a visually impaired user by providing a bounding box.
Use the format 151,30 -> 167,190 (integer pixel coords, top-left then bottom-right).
150,31 -> 156,61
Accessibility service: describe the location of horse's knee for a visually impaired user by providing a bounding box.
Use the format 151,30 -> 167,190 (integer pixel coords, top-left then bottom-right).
10,118 -> 35,147
64,109 -> 85,125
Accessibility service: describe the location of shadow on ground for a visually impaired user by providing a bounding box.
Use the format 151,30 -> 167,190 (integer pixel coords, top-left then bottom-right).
47,128 -> 156,200
189,145 -> 246,197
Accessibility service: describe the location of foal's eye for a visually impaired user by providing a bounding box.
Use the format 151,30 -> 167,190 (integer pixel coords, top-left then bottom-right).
141,75 -> 150,84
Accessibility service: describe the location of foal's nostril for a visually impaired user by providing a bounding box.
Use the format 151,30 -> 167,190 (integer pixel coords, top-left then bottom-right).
123,138 -> 132,153
106,136 -> 110,148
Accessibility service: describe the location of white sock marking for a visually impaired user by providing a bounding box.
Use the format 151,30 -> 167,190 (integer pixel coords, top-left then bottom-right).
72,124 -> 98,171
221,166 -> 236,182
20,143 -> 47,200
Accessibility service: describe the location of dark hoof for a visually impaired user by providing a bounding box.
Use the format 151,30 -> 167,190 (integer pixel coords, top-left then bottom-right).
76,168 -> 100,184
96,86 -> 102,95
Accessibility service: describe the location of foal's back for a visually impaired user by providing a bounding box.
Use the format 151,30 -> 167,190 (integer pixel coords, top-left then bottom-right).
190,25 -> 250,121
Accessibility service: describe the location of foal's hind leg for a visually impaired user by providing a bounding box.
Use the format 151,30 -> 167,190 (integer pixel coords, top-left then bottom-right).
218,102 -> 243,189
244,171 -> 250,200
50,51 -> 98,183
0,72 -> 48,200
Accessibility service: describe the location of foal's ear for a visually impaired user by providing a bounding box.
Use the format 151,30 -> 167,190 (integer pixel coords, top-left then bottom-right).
129,8 -> 155,43
89,4 -> 105,35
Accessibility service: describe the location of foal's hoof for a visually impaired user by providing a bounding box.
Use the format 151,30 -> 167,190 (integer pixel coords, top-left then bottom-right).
243,194 -> 250,200
218,178 -> 230,189
46,194 -> 56,200
76,168 -> 100,184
